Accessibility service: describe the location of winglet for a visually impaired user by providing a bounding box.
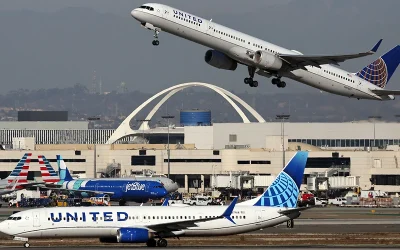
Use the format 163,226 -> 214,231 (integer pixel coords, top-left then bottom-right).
161,198 -> 170,206
371,39 -> 383,53
222,197 -> 238,224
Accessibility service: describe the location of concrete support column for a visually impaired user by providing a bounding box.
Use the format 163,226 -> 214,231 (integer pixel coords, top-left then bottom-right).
184,174 -> 189,194
201,175 -> 205,193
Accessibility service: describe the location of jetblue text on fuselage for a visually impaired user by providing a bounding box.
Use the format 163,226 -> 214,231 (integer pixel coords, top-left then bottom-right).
50,211 -> 129,222
173,10 -> 202,23
125,182 -> 146,192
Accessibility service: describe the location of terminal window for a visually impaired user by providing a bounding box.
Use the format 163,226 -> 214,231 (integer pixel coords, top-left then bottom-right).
131,156 -> 156,166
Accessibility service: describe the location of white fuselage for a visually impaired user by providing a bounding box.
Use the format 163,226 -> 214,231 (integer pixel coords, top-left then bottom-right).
0,205 -> 297,238
131,3 -> 393,101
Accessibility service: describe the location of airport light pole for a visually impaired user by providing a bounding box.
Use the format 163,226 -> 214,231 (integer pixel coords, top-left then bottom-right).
88,116 -> 100,178
276,114 -> 290,168
368,116 -> 382,148
136,119 -> 151,144
162,115 -> 175,178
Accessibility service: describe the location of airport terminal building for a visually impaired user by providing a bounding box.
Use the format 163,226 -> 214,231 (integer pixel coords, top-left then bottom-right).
1,84 -> 400,196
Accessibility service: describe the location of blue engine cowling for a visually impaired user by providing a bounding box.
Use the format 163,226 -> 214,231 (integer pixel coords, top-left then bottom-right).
116,228 -> 153,243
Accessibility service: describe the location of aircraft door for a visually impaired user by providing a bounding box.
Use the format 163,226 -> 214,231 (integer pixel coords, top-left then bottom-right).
146,183 -> 150,193
33,212 -> 40,227
255,210 -> 263,222
207,22 -> 215,34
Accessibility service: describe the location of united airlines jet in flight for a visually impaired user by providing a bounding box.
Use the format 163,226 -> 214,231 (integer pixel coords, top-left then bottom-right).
0,151 -> 309,248
131,3 -> 400,101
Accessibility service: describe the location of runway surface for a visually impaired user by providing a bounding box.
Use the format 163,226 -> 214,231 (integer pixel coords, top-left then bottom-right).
0,248 -> 398,250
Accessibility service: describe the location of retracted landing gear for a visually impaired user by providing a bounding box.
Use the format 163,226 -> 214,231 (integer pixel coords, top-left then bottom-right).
272,77 -> 286,88
286,219 -> 294,228
244,67 -> 258,88
152,30 -> 160,46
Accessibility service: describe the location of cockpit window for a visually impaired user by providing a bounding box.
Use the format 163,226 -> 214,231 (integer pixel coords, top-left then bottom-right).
7,216 -> 21,220
139,6 -> 154,11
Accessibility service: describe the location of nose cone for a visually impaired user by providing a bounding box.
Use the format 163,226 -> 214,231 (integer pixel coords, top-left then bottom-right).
165,182 -> 179,193
0,221 -> 8,235
131,9 -> 141,20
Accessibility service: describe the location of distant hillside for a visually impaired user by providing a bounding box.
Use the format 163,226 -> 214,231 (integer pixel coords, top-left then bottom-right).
1,84 -> 399,129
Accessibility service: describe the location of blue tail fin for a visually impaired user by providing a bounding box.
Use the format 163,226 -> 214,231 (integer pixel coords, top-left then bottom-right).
356,45 -> 400,88
57,155 -> 73,182
252,151 -> 308,208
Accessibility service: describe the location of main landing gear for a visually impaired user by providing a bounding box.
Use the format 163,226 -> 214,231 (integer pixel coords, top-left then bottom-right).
244,67 -> 258,88
152,30 -> 160,46
24,242 -> 30,248
146,238 -> 167,247
272,77 -> 286,88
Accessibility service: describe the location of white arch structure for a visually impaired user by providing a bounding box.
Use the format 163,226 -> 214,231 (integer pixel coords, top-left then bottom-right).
106,82 -> 265,144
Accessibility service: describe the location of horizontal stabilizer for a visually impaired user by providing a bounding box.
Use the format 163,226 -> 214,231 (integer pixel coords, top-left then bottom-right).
371,89 -> 400,95
278,206 -> 311,215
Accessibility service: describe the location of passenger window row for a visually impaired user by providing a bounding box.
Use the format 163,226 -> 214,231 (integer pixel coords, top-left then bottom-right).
173,15 -> 201,26
214,29 -> 246,43
324,70 -> 355,83
7,217 -> 22,220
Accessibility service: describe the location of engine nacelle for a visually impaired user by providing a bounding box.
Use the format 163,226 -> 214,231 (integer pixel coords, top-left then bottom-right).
204,50 -> 237,71
254,50 -> 283,71
116,228 -> 154,243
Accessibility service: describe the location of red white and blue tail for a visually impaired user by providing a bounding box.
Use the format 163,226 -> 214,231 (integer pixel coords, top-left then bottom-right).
5,153 -> 32,184
38,155 -> 60,183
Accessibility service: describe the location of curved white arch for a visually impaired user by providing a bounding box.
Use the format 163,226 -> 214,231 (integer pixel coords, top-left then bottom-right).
107,82 -> 265,144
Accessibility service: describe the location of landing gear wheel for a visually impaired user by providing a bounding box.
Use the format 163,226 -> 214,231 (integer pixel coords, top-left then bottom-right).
287,219 -> 294,228
152,40 -> 160,46
146,239 -> 157,247
252,81 -> 258,87
280,81 -> 286,88
271,78 -> 279,85
24,242 -> 30,248
119,199 -> 127,206
157,239 -> 168,247
244,78 -> 251,84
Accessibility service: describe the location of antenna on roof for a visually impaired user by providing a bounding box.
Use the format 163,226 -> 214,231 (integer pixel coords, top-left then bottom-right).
210,19 -> 212,22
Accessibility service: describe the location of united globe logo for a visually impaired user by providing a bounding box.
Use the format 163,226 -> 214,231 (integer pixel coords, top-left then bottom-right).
356,57 -> 388,88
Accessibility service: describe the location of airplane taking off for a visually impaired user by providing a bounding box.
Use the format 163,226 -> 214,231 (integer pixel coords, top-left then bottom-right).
131,4 -> 400,101
0,153 -> 36,196
37,155 -> 179,205
0,151 -> 309,248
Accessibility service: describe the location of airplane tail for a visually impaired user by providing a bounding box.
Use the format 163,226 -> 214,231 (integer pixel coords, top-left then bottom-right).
355,45 -> 400,88
5,153 -> 32,183
38,155 -> 60,183
238,151 -> 308,208
57,155 -> 73,182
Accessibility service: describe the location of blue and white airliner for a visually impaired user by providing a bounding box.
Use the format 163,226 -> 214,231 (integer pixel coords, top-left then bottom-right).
0,151 -> 309,248
37,155 -> 178,205
131,3 -> 399,101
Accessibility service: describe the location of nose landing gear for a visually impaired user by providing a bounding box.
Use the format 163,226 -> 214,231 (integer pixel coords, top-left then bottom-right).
152,30 -> 160,46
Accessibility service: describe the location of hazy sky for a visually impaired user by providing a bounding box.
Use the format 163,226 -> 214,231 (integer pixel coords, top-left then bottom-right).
0,0 -> 399,95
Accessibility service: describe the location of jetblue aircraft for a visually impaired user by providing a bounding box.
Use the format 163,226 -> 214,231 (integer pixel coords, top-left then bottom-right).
0,151 -> 308,248
38,155 -> 178,205
131,4 -> 400,101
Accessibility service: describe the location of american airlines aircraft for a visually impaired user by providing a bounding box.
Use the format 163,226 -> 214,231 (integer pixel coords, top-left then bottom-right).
0,151 -> 308,248
37,155 -> 178,205
131,3 -> 400,101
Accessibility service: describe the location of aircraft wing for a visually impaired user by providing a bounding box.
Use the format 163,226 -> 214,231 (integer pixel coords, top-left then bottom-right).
146,197 -> 238,232
279,39 -> 382,69
371,89 -> 400,95
30,186 -> 114,196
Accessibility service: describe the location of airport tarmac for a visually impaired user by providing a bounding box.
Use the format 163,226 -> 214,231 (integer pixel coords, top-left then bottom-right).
0,248 -> 398,250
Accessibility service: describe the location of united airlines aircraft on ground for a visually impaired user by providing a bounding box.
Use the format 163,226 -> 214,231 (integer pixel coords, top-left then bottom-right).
131,3 -> 400,101
0,151 -> 308,248
37,155 -> 178,205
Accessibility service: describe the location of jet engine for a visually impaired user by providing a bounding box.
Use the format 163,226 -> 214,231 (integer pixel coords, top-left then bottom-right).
254,50 -> 283,71
116,228 -> 155,243
204,50 -> 237,71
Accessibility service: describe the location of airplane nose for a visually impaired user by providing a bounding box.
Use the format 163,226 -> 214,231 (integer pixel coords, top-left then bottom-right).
131,9 -> 141,20
165,182 -> 179,193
